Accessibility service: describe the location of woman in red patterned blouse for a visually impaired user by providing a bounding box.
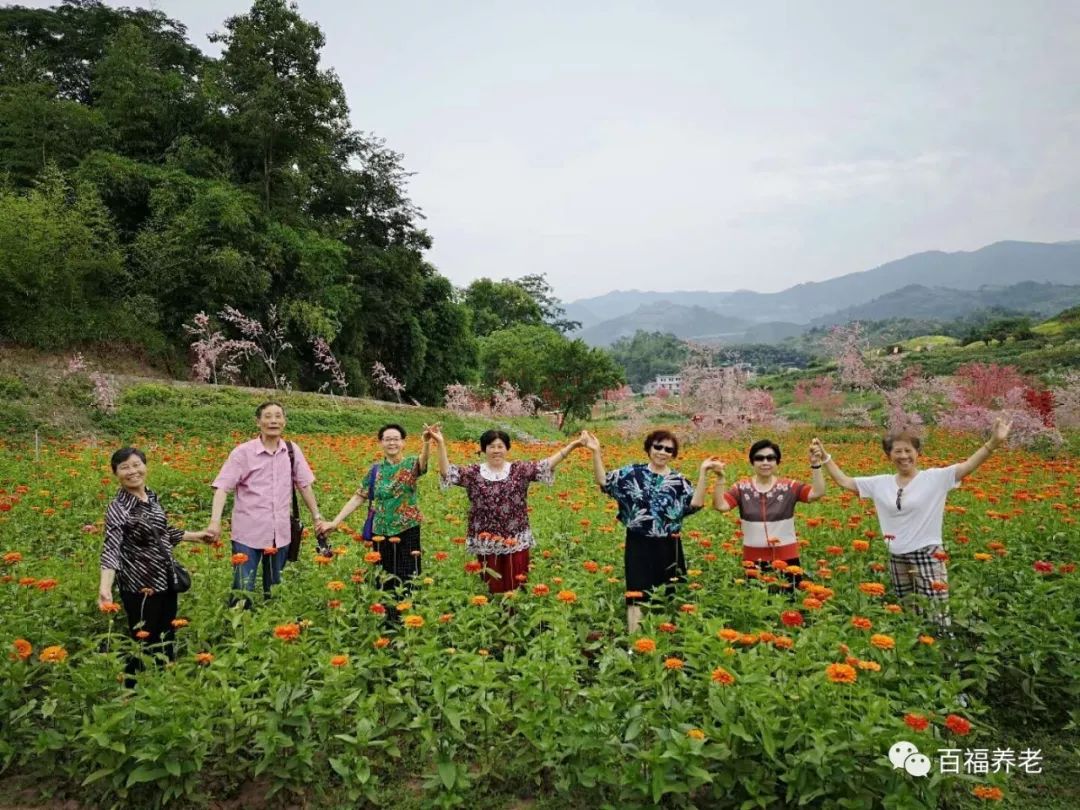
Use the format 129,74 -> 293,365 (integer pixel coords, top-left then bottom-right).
431,426 -> 584,593
712,439 -> 826,586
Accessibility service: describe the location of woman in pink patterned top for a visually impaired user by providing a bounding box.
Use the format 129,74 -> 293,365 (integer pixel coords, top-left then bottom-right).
431,427 -> 584,593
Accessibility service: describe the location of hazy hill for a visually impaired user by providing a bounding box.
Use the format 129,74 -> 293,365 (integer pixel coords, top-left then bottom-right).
567,240 -> 1080,344
810,282 -> 1080,326
576,302 -> 750,345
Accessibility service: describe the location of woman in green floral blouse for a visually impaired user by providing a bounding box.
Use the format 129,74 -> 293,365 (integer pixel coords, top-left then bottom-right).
320,423 -> 433,588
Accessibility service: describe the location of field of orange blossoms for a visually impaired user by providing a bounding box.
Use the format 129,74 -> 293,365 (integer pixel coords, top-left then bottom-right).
1,426 -> 1078,809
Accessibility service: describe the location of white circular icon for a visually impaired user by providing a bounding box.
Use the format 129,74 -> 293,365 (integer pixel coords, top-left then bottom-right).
904,753 -> 932,777
888,741 -> 919,770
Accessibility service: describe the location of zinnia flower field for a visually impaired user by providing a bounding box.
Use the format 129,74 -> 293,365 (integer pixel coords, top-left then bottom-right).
1,427 -> 1078,808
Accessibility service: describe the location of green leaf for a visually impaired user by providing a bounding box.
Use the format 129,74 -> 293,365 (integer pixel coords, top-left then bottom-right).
125,764 -> 168,787
437,760 -> 456,789
81,767 -> 116,786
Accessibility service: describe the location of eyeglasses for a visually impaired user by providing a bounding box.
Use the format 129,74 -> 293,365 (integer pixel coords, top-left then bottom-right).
896,488 -> 904,512
752,454 -> 778,462
651,444 -> 676,454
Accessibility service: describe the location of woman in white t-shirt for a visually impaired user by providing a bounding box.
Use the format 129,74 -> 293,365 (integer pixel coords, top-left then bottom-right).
811,418 -> 1011,618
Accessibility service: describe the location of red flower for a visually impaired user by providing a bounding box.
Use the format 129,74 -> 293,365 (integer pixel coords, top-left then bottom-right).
904,713 -> 929,732
780,610 -> 804,627
944,714 -> 971,735
1032,560 -> 1053,574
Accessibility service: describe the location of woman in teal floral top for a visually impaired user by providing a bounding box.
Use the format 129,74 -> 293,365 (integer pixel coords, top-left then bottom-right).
583,429 -> 720,632
321,423 -> 432,587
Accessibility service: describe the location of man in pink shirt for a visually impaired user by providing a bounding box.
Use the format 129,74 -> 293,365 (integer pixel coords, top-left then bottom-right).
206,402 -> 323,601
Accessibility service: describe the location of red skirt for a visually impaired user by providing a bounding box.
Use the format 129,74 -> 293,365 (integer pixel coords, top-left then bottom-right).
477,549 -> 530,594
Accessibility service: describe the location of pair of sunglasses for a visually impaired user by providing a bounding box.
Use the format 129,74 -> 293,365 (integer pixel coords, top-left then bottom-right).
896,487 -> 904,512
752,453 -> 777,462
651,444 -> 676,454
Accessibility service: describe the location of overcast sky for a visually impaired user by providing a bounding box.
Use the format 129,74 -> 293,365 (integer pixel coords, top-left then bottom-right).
27,0 -> 1080,299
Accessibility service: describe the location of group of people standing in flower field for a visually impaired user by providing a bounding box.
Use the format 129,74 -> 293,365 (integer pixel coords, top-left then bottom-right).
97,398 -> 1013,684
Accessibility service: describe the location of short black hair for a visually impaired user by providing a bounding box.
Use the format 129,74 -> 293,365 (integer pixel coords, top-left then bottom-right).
748,439 -> 782,464
479,429 -> 511,452
110,447 -> 147,473
256,401 -> 286,418
378,423 -> 406,440
882,430 -> 922,454
643,429 -> 679,458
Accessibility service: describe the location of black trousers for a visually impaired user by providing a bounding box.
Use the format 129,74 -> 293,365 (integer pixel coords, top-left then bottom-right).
120,589 -> 178,688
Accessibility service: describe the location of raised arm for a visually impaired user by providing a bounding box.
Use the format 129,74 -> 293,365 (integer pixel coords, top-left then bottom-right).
710,460 -> 735,512
807,443 -> 827,502
953,416 -> 1012,482
690,459 -> 722,508
417,424 -> 436,475
543,435 -> 583,471
430,427 -> 451,478
812,437 -> 859,494
581,431 -> 607,487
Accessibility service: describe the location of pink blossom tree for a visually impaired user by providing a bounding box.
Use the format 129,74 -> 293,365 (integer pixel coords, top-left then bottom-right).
371,361 -> 406,403
310,336 -> 348,397
821,323 -> 876,390
218,305 -> 292,388
183,312 -> 255,384
1052,371 -> 1080,429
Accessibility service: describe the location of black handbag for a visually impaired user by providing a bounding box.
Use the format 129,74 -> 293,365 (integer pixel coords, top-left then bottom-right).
286,441 -> 303,562
169,559 -> 192,593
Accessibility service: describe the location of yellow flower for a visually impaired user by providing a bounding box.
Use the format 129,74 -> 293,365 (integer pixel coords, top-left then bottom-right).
403,614 -> 425,629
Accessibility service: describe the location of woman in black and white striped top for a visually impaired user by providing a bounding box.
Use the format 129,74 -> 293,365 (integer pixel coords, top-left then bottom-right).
98,447 -> 211,687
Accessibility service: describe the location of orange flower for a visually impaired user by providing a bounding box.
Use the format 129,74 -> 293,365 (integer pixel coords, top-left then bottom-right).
686,728 -> 705,740
870,634 -> 895,650
403,614 -> 424,628
11,638 -> 32,661
931,580 -> 949,592
434,551 -> 449,562
470,594 -> 489,606
773,635 -> 794,650
231,552 -> 249,565
364,551 -> 381,564
373,636 -> 390,649
3,551 -> 22,565
582,560 -> 599,573
38,645 -> 67,663
556,590 -> 577,603
663,657 -> 685,670
99,601 -> 120,614
884,603 -> 903,614
395,600 -> 413,612
851,616 -> 872,630
135,630 -> 151,640
826,663 -> 857,684
531,584 -> 550,597
738,633 -> 758,646
658,622 -> 678,634
330,654 -> 349,668
717,628 -> 739,642
273,623 -> 301,642
195,652 -> 214,666
802,597 -> 823,610
944,714 -> 971,735
464,561 -> 483,573
439,613 -> 454,624
326,580 -> 346,592
972,786 -> 1003,801
711,667 -> 735,685
856,659 -> 881,671
852,540 -> 870,552
327,599 -> 342,609
904,713 -> 929,732
679,603 -> 696,614
858,582 -> 886,597
633,637 -> 657,654
918,634 -> 935,646
35,578 -> 58,591
170,618 -> 189,629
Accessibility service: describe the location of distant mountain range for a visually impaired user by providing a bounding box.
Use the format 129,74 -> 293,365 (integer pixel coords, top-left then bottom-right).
568,240 -> 1080,346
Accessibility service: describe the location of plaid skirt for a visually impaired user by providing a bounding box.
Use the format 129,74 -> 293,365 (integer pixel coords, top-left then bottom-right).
889,545 -> 949,600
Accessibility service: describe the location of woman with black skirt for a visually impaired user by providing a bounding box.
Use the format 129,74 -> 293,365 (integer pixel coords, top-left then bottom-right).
98,447 -> 213,688
321,423 -> 432,593
582,430 -> 718,633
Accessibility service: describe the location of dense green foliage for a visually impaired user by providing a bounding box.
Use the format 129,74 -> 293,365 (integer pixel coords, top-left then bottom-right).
0,1 -> 614,411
